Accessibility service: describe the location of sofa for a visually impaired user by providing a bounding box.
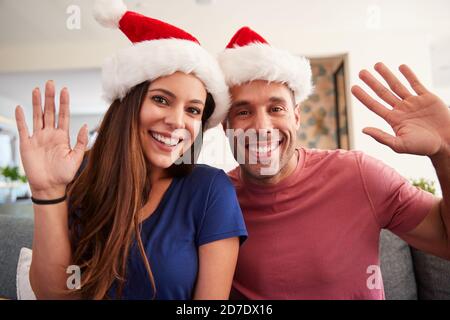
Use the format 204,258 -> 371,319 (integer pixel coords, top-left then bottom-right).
1,201 -> 450,300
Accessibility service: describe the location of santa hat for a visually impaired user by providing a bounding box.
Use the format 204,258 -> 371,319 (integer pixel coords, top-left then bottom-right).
93,0 -> 229,129
218,27 -> 313,104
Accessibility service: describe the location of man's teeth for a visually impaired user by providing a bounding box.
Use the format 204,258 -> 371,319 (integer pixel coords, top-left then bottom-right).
151,132 -> 180,146
248,141 -> 280,153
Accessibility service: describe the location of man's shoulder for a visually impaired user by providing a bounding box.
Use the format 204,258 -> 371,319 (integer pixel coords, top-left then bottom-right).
223,149 -> 368,185
226,166 -> 241,186
302,148 -> 364,168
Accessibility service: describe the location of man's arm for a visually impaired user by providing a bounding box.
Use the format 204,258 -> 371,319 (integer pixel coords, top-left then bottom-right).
402,147 -> 450,260
352,63 -> 450,260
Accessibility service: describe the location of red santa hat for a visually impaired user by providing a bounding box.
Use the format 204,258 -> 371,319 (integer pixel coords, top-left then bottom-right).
93,0 -> 229,129
218,27 -> 313,104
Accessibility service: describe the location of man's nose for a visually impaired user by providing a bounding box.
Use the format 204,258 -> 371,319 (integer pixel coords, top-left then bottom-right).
253,111 -> 273,132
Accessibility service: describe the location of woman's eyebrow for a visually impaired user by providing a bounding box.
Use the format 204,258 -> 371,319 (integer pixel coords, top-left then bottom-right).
148,88 -> 176,99
189,99 -> 204,106
148,88 -> 204,105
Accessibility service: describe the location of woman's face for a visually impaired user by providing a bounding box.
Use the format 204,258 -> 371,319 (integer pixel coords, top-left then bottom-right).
139,72 -> 207,169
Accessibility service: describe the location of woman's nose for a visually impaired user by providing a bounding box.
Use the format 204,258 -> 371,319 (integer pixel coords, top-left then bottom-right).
164,104 -> 185,129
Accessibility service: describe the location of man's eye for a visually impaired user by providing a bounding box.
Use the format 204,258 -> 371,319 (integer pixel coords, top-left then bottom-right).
152,96 -> 168,105
237,110 -> 249,116
271,106 -> 283,112
187,107 -> 202,115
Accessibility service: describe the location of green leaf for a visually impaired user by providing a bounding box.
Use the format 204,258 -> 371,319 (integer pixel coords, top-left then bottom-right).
410,178 -> 436,195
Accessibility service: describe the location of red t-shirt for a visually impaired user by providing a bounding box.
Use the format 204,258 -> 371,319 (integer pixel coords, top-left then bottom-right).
228,148 -> 436,299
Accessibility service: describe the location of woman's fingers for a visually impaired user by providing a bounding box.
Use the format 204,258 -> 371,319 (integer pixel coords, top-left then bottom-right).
43,80 -> 56,129
58,87 -> 70,132
32,87 -> 43,133
374,62 -> 413,99
15,105 -> 30,145
399,64 -> 429,96
358,69 -> 401,107
72,124 -> 88,161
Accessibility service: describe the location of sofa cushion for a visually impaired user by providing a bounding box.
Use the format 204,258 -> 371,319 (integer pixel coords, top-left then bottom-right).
0,215 -> 34,299
379,229 -> 418,300
16,247 -> 36,300
411,247 -> 450,300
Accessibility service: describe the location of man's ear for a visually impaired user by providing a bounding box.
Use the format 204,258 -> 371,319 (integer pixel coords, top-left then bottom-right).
294,104 -> 301,130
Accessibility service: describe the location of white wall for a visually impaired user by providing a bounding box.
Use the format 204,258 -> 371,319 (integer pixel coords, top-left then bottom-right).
0,95 -> 21,168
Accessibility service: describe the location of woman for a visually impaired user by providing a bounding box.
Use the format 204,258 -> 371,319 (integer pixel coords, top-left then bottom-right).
15,0 -> 247,299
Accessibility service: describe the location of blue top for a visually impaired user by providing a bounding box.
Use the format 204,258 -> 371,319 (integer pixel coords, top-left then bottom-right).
72,164 -> 247,300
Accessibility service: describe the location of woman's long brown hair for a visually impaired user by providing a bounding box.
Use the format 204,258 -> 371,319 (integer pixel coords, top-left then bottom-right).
67,80 -> 215,299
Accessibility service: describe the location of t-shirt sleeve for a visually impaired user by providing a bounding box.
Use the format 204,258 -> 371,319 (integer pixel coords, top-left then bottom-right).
356,152 -> 437,235
196,170 -> 248,247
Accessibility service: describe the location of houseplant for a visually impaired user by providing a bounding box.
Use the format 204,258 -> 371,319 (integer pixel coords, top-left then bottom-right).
0,166 -> 28,203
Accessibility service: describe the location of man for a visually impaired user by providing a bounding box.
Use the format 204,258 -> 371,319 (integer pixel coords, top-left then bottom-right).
218,27 -> 450,299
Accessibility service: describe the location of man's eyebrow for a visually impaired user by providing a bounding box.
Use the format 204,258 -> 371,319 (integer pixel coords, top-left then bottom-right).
231,97 -> 288,108
268,96 -> 288,104
230,100 -> 251,109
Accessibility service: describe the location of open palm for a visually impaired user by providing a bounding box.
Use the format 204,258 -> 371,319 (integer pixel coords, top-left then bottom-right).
15,81 -> 88,198
352,63 -> 450,156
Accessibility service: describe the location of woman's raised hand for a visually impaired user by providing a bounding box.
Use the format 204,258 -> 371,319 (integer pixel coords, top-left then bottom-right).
15,80 -> 89,200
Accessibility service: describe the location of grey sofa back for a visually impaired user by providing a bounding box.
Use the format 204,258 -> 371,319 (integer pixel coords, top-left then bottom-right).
380,229 -> 450,299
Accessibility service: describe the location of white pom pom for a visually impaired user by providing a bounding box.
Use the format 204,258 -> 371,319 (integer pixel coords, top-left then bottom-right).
93,0 -> 127,29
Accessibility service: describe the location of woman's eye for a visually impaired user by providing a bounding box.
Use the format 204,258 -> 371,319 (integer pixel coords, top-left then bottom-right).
187,107 -> 202,115
152,96 -> 168,105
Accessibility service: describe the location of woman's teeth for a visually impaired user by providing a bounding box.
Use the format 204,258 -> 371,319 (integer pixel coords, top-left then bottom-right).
150,131 -> 180,147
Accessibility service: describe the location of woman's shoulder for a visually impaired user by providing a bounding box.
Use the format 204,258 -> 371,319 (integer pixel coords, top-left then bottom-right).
184,164 -> 233,190
191,164 -> 224,176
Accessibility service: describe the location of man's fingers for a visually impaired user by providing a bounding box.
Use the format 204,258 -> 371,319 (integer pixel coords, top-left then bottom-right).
43,80 -> 56,129
15,106 -> 30,145
351,85 -> 390,120
374,62 -> 413,99
73,124 -> 88,159
32,87 -> 43,133
358,69 -> 401,107
399,64 -> 429,96
362,127 -> 401,152
58,87 -> 70,132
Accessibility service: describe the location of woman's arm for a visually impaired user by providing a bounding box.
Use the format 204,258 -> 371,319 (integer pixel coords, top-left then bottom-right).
30,199 -> 75,299
15,81 -> 88,299
193,237 -> 240,300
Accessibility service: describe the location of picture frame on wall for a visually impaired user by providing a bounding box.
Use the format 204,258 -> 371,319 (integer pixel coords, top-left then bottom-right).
297,55 -> 350,150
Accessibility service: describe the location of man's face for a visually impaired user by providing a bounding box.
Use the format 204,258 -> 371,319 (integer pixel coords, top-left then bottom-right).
226,80 -> 301,182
